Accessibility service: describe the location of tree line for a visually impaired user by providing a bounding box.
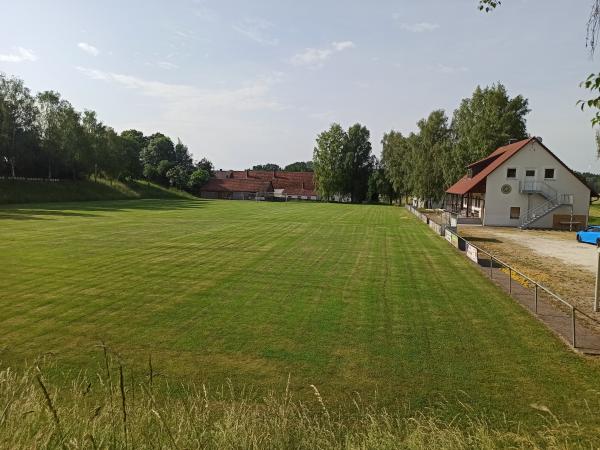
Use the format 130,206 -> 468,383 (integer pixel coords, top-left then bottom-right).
312,83 -> 530,205
251,161 -> 314,172
0,73 -> 213,192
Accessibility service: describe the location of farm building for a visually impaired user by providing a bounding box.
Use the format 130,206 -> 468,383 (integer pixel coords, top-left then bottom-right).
445,137 -> 595,230
200,170 -> 318,200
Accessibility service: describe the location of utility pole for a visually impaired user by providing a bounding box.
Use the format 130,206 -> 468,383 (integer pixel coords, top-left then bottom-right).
595,245 -> 600,312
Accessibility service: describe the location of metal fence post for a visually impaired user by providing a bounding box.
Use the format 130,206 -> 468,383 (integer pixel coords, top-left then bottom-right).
490,256 -> 493,279
534,284 -> 538,314
509,267 -> 512,294
572,307 -> 577,348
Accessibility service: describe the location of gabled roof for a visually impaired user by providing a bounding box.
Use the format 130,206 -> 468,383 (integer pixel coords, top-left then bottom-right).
446,137 -> 595,196
201,178 -> 273,193
446,138 -> 534,195
202,170 -> 317,196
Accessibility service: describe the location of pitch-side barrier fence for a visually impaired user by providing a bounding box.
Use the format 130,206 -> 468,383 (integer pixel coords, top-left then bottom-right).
405,205 -> 600,353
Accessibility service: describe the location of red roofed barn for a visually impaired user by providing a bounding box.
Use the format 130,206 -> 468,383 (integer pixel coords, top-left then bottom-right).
200,170 -> 318,201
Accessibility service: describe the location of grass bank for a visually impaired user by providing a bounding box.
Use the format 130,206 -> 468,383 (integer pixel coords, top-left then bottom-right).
0,178 -> 194,204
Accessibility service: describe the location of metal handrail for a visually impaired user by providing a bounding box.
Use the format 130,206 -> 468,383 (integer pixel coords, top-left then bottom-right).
521,198 -> 558,225
518,181 -> 574,226
520,180 -> 558,200
405,205 -> 600,348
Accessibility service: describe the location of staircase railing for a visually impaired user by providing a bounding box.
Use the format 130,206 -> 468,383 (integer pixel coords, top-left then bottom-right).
520,180 -> 558,201
519,183 -> 574,227
520,199 -> 558,226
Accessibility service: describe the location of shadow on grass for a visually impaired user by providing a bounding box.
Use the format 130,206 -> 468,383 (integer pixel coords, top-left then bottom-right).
462,236 -> 502,244
0,199 -> 208,220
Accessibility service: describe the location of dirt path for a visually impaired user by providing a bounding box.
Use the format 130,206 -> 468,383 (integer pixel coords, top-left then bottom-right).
458,225 -> 600,321
491,229 -> 597,272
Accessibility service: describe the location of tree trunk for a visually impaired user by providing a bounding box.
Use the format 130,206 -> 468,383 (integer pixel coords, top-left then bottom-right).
48,159 -> 52,179
10,159 -> 15,177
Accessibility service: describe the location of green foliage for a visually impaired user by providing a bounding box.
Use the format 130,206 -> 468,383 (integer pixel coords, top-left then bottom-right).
196,157 -> 214,175
343,123 -> 375,202
446,84 -> 529,186
143,163 -> 159,182
579,73 -> 600,132
381,84 -> 528,204
284,161 -> 313,172
166,164 -> 190,190
0,73 -> 213,187
188,168 -> 210,190
313,123 -> 374,202
252,163 -> 282,171
141,134 -> 175,168
366,166 -> 396,203
313,123 -> 347,200
478,0 -> 501,12
0,74 -> 38,177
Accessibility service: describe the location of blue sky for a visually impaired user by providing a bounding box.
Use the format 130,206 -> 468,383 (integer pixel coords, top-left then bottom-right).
1,0 -> 599,171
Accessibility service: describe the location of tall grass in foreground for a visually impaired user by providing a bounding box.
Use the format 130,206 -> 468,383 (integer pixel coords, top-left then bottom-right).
1,359 -> 599,449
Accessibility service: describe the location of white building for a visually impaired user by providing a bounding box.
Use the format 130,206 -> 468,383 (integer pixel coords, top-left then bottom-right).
445,137 -> 595,230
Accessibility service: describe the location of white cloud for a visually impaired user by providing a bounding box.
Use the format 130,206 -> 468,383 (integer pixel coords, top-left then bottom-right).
193,6 -> 218,22
76,66 -> 283,113
398,22 -> 439,33
77,42 -> 99,56
290,41 -> 355,68
233,18 -> 278,46
156,61 -> 179,70
437,64 -> 468,74
332,41 -> 355,51
76,66 -> 288,169
0,47 -> 37,63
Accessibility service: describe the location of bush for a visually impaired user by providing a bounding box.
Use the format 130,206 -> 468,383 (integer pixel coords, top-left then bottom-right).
188,168 -> 210,190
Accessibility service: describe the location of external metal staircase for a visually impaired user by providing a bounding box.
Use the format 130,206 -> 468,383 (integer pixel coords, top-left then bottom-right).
519,181 -> 573,229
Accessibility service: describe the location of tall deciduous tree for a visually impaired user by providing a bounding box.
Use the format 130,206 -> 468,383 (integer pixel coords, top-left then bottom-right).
82,110 -> 105,181
381,131 -> 412,201
36,91 -> 62,179
446,83 -> 529,185
342,123 -> 374,203
413,110 -> 452,205
0,74 -> 38,177
313,123 -> 346,201
141,134 -> 175,167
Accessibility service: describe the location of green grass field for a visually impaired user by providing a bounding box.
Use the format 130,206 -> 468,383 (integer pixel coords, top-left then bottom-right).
1,199 -> 600,429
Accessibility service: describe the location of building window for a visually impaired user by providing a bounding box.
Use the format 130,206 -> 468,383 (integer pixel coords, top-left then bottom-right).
525,169 -> 536,177
506,168 -> 517,178
544,168 -> 555,179
510,207 -> 520,219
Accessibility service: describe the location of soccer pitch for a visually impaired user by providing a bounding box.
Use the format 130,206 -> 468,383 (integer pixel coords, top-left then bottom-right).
1,199 -> 599,425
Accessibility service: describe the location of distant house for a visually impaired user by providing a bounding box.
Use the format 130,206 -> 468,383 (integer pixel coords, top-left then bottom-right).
445,137 -> 594,230
200,170 -> 318,201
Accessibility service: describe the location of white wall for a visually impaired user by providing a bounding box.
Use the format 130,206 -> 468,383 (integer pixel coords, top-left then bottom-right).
483,140 -> 590,227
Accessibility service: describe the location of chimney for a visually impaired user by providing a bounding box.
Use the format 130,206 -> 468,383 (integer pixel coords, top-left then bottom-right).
246,169 -> 250,178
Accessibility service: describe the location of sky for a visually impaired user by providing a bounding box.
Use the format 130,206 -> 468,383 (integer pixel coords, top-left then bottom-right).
1,0 -> 600,172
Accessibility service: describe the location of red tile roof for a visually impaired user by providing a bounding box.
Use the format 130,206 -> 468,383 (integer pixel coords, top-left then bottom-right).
204,170 -> 317,196
446,138 -> 534,195
201,178 -> 273,193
